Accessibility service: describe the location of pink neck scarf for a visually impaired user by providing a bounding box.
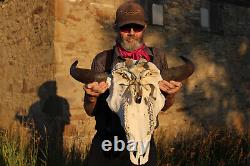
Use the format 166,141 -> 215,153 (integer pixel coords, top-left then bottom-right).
116,43 -> 151,61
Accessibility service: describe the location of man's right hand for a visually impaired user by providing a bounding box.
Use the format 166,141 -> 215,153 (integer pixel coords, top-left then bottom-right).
83,82 -> 108,116
83,82 -> 109,97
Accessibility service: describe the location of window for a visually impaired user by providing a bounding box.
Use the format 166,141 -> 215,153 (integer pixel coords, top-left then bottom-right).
139,0 -> 164,26
201,0 -> 224,34
152,3 -> 164,25
200,7 -> 210,30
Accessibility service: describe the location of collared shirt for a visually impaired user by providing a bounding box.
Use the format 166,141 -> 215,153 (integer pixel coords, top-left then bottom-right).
90,45 -> 171,132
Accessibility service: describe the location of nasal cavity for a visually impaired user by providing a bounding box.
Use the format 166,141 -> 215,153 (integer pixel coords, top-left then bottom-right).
135,87 -> 142,104
135,95 -> 142,104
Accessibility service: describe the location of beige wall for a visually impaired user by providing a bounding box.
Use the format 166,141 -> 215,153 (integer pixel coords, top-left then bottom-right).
53,0 -> 126,145
0,0 -> 55,128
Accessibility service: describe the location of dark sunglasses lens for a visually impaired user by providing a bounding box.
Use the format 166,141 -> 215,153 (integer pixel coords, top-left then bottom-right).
120,24 -> 144,33
120,25 -> 131,33
132,24 -> 144,32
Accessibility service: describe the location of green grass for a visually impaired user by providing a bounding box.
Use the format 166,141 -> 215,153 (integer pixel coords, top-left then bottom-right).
0,126 -> 89,166
0,128 -> 38,166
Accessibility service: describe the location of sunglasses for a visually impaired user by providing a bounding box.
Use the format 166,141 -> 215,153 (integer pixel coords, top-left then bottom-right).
119,24 -> 145,33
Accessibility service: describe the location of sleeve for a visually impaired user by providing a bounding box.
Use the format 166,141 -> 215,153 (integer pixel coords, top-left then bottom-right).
87,51 -> 107,116
159,48 -> 169,77
157,48 -> 175,111
91,52 -> 106,72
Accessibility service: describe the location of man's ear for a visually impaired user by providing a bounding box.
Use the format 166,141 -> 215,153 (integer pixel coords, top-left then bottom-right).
143,24 -> 147,32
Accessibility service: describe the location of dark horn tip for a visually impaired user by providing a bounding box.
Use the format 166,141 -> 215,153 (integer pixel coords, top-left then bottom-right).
179,56 -> 190,63
180,55 -> 195,72
71,60 -> 79,67
70,60 -> 79,76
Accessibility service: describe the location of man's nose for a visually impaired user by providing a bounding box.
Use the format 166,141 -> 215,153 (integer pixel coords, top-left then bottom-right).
128,28 -> 135,35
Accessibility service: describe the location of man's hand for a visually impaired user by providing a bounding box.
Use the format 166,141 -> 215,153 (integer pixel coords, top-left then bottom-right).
83,81 -> 108,116
159,80 -> 182,95
159,80 -> 182,110
83,82 -> 109,97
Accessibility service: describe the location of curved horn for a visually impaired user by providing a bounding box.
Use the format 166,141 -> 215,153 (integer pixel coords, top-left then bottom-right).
162,56 -> 195,82
70,60 -> 108,84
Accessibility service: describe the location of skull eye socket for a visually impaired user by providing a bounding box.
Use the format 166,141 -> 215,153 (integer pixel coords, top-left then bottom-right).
141,71 -> 153,78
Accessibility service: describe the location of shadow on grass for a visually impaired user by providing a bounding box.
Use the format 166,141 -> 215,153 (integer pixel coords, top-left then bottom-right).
15,81 -> 72,165
0,154 -> 6,166
156,129 -> 250,166
63,144 -> 89,166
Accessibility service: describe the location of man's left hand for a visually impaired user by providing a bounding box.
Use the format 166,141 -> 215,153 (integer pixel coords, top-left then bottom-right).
159,80 -> 182,95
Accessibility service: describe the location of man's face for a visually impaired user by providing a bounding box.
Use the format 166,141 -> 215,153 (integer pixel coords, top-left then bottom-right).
118,23 -> 146,51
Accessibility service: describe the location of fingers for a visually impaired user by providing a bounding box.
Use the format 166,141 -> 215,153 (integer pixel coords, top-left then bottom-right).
83,81 -> 108,96
96,82 -> 109,93
159,80 -> 182,94
86,82 -> 98,89
162,80 -> 176,89
167,87 -> 180,94
170,80 -> 182,88
84,88 -> 100,97
159,81 -> 170,92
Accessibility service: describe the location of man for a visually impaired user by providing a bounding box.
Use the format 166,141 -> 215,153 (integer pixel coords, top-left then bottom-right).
83,1 -> 182,166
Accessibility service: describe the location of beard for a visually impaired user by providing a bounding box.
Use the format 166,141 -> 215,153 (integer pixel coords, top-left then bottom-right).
117,35 -> 143,51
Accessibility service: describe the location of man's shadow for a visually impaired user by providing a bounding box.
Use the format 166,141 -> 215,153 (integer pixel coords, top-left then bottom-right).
15,81 -> 71,165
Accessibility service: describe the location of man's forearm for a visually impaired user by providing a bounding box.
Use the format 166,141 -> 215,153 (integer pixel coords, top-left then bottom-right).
84,94 -> 97,116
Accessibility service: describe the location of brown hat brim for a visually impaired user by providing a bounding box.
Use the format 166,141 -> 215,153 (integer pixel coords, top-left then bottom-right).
117,19 -> 146,27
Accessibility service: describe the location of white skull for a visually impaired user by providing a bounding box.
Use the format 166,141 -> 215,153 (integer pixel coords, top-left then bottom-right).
106,59 -> 165,165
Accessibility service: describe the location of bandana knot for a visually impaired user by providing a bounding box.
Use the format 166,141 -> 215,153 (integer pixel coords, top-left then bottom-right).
116,43 -> 151,61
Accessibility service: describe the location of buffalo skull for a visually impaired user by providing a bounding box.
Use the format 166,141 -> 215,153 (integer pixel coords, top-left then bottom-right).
70,56 -> 194,165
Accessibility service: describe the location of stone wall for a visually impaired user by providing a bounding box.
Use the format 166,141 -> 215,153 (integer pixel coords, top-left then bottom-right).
53,0 -> 126,146
163,0 -> 201,37
155,0 -> 250,139
57,0 -> 250,143
223,3 -> 250,35
0,0 -> 55,128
